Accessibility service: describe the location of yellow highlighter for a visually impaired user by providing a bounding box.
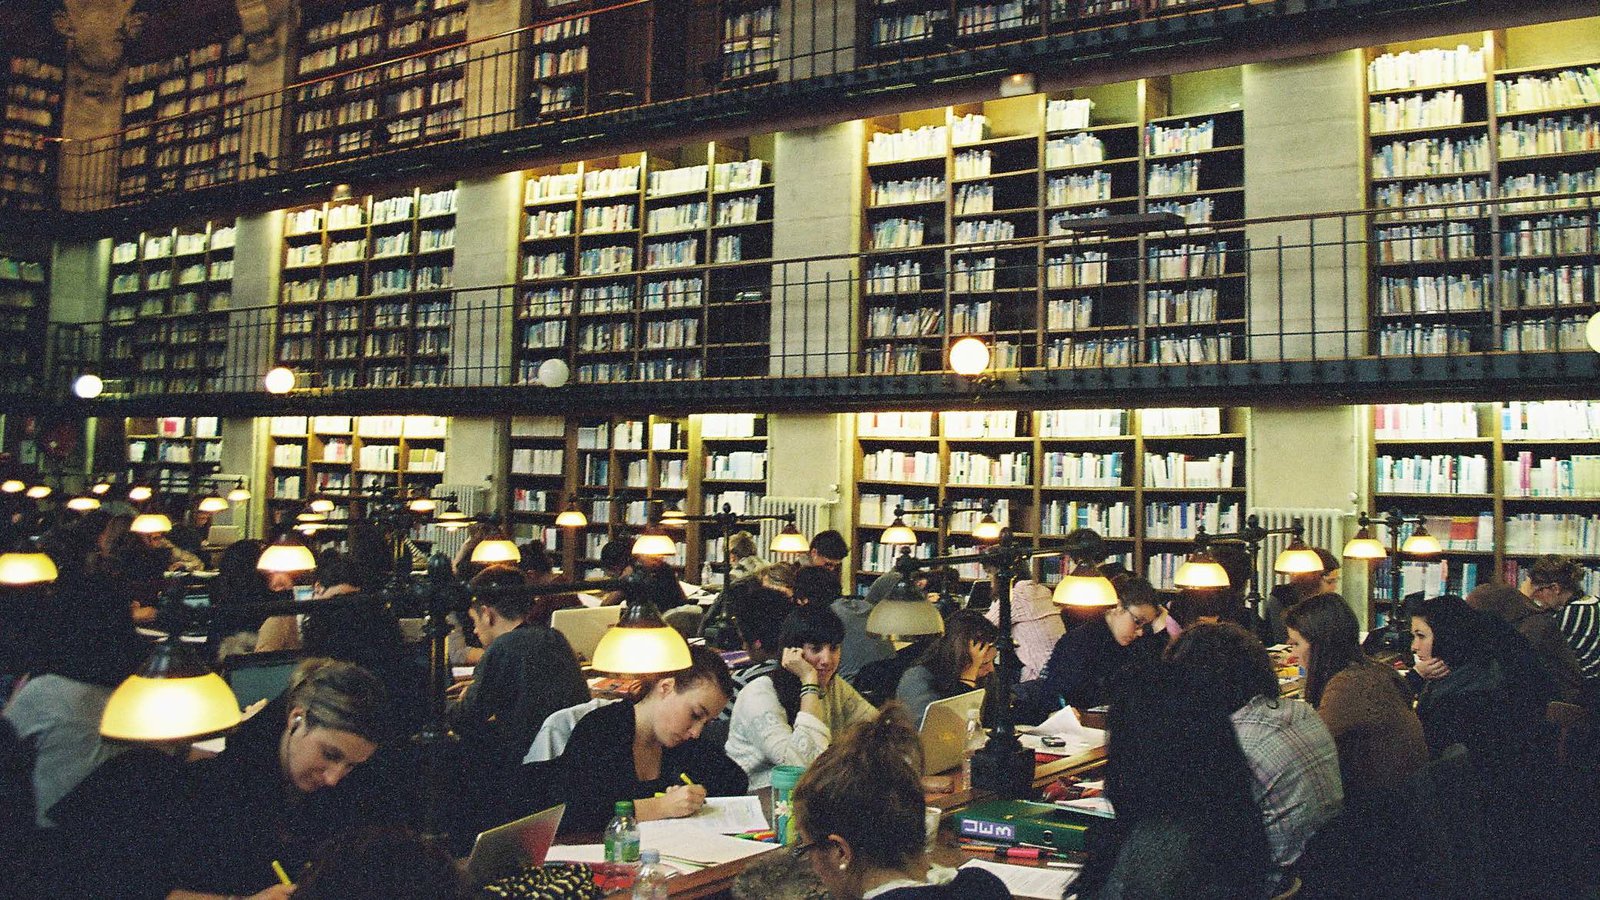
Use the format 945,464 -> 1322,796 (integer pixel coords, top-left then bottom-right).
680,772 -> 697,788
272,859 -> 294,887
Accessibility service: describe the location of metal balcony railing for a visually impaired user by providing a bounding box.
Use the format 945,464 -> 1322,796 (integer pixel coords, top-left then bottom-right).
52,0 -> 1299,212
33,194 -> 1600,414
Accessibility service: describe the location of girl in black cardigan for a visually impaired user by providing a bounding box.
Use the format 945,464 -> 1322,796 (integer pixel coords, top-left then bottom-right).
541,644 -> 747,833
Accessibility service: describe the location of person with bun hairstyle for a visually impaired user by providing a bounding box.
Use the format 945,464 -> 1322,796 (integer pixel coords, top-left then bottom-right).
1522,554 -> 1600,687
791,711 -> 1009,899
725,603 -> 876,790
48,658 -> 395,900
535,644 -> 747,833
1283,593 -> 1427,800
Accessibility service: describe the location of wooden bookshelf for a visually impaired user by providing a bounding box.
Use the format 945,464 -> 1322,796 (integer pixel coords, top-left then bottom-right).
266,414 -> 449,520
1364,400 -> 1600,629
1,51 -> 64,211
1365,33 -> 1600,356
515,138 -> 775,385
570,415 -> 692,571
860,79 -> 1247,375
119,34 -> 246,202
276,183 -> 458,388
105,218 -> 237,394
0,238 -> 48,393
851,406 -> 1247,593
694,413 -> 770,581
125,416 -> 223,492
509,414 -> 574,562
718,0 -> 778,83
291,0 -> 469,166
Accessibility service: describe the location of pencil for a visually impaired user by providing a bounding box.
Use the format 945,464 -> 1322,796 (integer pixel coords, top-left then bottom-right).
271,860 -> 294,887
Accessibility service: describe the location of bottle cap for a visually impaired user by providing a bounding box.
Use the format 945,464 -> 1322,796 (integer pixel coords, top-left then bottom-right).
770,765 -> 805,791
641,849 -> 661,864
615,800 -> 634,815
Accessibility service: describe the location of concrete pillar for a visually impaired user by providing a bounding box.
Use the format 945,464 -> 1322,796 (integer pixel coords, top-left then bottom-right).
766,412 -> 848,534
463,0 -> 532,138
48,238 -> 110,326
1243,51 -> 1368,362
771,121 -> 863,376
53,0 -> 145,210
219,416 -> 265,536
780,0 -> 856,81
223,210 -> 282,391
235,0 -> 296,173
444,417 -> 506,515
450,172 -> 518,386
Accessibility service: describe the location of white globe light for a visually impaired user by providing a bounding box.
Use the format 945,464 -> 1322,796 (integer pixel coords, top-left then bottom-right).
949,337 -> 992,376
1586,311 -> 1600,354
73,373 -> 104,399
263,366 -> 296,394
536,358 -> 570,388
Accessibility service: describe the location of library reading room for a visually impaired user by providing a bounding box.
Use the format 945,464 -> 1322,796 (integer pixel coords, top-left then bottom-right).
5,0 -> 1600,897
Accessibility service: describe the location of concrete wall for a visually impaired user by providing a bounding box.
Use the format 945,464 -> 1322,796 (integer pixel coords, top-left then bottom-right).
463,0 -> 532,138
770,122 -> 863,376
450,172 -> 519,386
443,416 -> 506,513
1243,51 -> 1368,362
780,0 -> 856,80
767,412 -> 849,535
48,239 -> 110,325
219,416 -> 264,536
223,210 -> 282,388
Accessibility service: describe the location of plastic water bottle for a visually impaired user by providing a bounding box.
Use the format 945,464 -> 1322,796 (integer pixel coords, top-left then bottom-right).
633,849 -> 669,899
604,800 -> 641,864
960,708 -> 982,791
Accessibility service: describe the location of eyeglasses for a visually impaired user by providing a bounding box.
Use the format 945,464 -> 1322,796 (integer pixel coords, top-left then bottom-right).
789,839 -> 825,860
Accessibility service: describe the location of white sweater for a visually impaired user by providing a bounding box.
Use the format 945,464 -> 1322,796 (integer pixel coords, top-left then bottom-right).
724,675 -> 876,790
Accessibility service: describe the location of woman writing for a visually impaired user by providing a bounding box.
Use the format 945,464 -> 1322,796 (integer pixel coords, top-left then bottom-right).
1284,593 -> 1427,799
539,644 -> 747,833
791,713 -> 1009,899
894,610 -> 998,725
49,658 -> 394,900
725,603 -> 876,790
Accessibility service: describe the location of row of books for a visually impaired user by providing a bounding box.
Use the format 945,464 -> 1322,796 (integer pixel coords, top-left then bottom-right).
1374,453 -> 1491,494
946,451 -> 1032,486
1142,450 -> 1236,488
1504,453 -> 1600,498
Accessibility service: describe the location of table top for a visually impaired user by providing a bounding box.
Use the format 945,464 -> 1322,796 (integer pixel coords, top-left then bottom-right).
659,744 -> 1108,899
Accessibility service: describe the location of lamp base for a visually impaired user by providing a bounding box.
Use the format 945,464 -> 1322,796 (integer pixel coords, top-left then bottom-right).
970,736 -> 1035,799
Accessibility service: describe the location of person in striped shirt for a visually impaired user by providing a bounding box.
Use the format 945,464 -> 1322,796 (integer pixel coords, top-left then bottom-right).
1522,555 -> 1600,686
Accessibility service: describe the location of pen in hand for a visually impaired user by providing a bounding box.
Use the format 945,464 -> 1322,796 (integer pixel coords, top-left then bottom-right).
272,859 -> 294,886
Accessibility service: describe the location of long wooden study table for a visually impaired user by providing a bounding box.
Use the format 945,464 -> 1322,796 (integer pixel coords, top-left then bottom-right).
658,744 -> 1110,899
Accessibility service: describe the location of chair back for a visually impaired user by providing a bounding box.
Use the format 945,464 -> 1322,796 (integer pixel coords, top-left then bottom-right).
1546,700 -> 1588,766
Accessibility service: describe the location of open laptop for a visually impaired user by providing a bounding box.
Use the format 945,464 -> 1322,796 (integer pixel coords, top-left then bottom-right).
551,605 -> 622,663
206,525 -> 243,548
464,803 -> 566,886
918,688 -> 986,776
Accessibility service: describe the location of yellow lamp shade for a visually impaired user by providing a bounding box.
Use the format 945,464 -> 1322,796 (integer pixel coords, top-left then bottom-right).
949,336 -> 992,376
226,485 -> 251,503
880,518 -> 918,546
258,540 -> 317,574
66,496 -> 102,512
91,481 -> 112,495
0,480 -> 23,494
130,513 -> 173,535
25,485 -> 51,500
1174,554 -> 1230,589
1342,528 -> 1387,560
971,514 -> 1004,542
770,524 -> 810,554
309,498 -> 336,514
660,506 -> 687,524
1274,539 -> 1324,575
555,506 -> 588,528
408,497 -> 438,514
632,531 -> 679,558
197,495 -> 229,514
1401,527 -> 1442,555
0,552 -> 57,585
127,485 -> 153,502
1587,310 -> 1600,353
436,506 -> 467,522
101,643 -> 241,743
1053,566 -> 1120,607
591,598 -> 694,676
867,584 -> 947,640
471,539 -> 521,565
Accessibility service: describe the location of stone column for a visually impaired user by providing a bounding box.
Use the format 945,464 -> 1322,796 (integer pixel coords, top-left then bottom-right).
53,0 -> 146,210
770,121 -> 863,376
235,0 -> 296,174
463,0 -> 532,138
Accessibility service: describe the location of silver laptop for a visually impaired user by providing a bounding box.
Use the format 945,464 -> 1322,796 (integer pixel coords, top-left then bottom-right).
551,605 -> 622,663
465,803 -> 566,886
206,525 -> 243,548
918,688 -> 986,776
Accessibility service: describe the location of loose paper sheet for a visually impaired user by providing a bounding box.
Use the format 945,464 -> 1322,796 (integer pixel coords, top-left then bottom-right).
959,858 -> 1080,899
636,820 -> 778,866
680,795 -> 769,834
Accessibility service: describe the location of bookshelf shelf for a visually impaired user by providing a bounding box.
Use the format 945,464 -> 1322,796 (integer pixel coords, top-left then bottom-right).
124,416 -> 224,492
118,34 -> 245,202
1,49 -> 64,211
